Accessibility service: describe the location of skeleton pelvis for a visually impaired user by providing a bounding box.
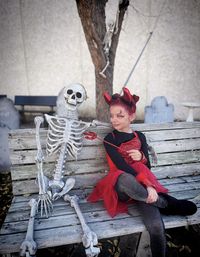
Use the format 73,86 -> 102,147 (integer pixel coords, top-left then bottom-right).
49,179 -> 65,192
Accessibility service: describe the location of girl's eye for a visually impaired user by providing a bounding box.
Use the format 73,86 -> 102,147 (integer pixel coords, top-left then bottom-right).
117,115 -> 124,118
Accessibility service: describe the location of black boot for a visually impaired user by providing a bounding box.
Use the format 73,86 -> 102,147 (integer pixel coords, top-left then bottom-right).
158,193 -> 197,216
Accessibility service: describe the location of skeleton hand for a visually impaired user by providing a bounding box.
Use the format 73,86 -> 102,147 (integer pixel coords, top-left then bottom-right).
37,191 -> 53,218
36,165 -> 53,217
90,119 -> 110,127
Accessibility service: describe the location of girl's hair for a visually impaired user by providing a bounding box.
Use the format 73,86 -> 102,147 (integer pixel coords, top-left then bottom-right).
103,87 -> 139,114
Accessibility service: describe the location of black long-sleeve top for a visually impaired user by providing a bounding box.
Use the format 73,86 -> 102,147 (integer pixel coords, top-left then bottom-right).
103,130 -> 151,176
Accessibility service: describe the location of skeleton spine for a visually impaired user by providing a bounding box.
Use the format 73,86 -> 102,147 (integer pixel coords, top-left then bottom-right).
53,143 -> 67,182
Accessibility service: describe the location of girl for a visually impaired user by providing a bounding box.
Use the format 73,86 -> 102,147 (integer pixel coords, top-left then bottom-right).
88,87 -> 197,257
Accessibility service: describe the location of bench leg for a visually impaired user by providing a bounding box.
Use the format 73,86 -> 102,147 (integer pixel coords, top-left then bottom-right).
186,107 -> 194,122
135,231 -> 152,257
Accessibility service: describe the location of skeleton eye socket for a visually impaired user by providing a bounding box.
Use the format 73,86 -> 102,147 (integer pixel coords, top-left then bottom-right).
67,89 -> 73,95
76,92 -> 82,98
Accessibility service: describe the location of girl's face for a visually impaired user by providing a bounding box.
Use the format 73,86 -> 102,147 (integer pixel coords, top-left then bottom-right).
110,105 -> 135,133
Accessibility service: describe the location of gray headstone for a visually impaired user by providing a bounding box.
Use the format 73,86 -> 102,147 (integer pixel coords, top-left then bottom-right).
0,127 -> 11,172
0,97 -> 20,129
0,98 -> 20,173
144,96 -> 174,123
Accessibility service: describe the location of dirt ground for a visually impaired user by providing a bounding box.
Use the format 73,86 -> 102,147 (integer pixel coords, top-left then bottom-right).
1,172 -> 200,257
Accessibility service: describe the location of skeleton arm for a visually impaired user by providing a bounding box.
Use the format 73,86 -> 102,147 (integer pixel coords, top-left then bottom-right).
34,116 -> 45,162
34,116 -> 52,217
34,116 -> 46,193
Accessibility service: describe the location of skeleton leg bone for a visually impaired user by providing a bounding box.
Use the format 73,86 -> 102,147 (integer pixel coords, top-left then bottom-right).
20,199 -> 37,257
64,195 -> 100,257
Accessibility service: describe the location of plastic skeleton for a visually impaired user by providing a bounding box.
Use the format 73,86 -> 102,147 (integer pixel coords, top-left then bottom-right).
100,1 -> 120,78
20,83 -> 100,257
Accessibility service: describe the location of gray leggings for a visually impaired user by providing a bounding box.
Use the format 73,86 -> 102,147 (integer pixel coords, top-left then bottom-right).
115,173 -> 166,257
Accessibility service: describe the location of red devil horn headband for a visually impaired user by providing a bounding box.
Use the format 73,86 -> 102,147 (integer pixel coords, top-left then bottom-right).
103,87 -> 139,106
103,91 -> 112,105
123,87 -> 133,102
123,87 -> 139,103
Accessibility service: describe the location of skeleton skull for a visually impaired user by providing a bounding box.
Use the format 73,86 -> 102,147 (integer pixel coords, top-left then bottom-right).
64,84 -> 87,106
107,19 -> 115,33
56,83 -> 87,118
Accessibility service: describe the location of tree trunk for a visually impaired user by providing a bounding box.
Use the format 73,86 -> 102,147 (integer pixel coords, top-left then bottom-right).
76,0 -> 129,121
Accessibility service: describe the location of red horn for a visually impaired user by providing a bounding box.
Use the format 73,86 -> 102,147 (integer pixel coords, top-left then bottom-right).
103,92 -> 112,105
123,87 -> 133,102
133,94 -> 139,103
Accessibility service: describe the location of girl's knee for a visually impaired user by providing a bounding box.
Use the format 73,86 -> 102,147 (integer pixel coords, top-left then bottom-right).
117,173 -> 139,188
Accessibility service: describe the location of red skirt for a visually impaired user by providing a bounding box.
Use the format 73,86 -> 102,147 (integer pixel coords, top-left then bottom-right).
88,156 -> 168,217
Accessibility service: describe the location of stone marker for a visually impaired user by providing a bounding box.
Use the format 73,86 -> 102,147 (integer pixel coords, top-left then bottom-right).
144,96 -> 174,123
0,97 -> 20,173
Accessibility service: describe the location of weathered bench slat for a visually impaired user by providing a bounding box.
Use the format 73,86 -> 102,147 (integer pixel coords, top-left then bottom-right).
9,146 -> 200,167
10,150 -> 200,180
151,138 -> 200,153
1,208 -> 133,236
11,160 -> 108,180
5,200 -> 106,222
156,151 -> 200,166
11,173 -> 103,195
144,128 -> 200,141
9,146 -> 106,165
11,168 -> 200,196
8,188 -> 200,219
7,122 -> 200,138
8,126 -> 200,150
9,137 -> 200,163
10,162 -> 200,181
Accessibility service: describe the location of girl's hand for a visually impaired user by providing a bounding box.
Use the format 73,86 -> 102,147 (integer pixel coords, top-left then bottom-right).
146,186 -> 158,203
127,149 -> 142,161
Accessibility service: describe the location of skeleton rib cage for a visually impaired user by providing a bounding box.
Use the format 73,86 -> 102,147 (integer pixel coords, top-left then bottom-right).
45,114 -> 89,159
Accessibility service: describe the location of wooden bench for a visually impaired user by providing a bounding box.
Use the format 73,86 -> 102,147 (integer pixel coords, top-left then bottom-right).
14,95 -> 57,119
0,95 -> 7,99
0,122 -> 200,256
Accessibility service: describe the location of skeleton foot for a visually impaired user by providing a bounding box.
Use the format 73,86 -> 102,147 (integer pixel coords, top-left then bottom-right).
64,195 -> 100,257
20,199 -> 37,257
52,177 -> 75,201
83,227 -> 100,257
